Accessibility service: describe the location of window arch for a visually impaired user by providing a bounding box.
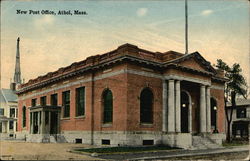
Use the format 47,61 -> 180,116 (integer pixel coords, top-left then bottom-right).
22,106 -> 26,127
140,88 -> 153,123
103,89 -> 113,123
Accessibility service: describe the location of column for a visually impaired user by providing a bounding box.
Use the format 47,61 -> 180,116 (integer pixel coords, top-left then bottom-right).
206,86 -> 211,133
162,80 -> 167,132
200,85 -> 206,133
41,111 -> 45,134
30,112 -> 33,134
13,120 -> 17,132
48,112 -> 51,134
175,80 -> 181,133
38,112 -> 41,134
168,80 -> 175,132
188,103 -> 192,133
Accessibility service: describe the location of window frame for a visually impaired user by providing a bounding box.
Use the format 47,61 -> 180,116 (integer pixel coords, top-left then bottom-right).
62,90 -> 70,118
102,89 -> 113,124
50,93 -> 58,106
40,96 -> 47,106
75,87 -> 85,117
10,108 -> 15,118
0,108 -> 4,116
140,88 -> 154,124
31,98 -> 37,107
236,108 -> 247,118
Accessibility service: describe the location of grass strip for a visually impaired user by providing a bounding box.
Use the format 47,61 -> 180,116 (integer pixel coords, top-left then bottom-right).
74,146 -> 178,154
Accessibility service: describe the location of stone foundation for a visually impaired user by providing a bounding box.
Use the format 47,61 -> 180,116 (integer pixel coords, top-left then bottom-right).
15,131 -> 196,149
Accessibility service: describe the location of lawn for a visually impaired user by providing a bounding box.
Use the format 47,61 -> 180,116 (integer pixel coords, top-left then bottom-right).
222,140 -> 249,147
74,145 -> 178,154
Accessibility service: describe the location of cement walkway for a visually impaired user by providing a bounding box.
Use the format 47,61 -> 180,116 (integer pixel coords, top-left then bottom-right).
94,145 -> 250,160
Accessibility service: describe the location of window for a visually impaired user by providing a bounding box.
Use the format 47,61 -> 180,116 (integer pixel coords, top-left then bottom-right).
237,108 -> 246,118
140,88 -> 153,123
40,96 -> 47,106
102,139 -> 110,145
62,91 -> 70,118
51,94 -> 58,106
103,89 -> 113,123
22,106 -> 26,127
10,108 -> 15,118
31,98 -> 37,107
9,121 -> 14,130
0,108 -> 4,116
76,87 -> 85,116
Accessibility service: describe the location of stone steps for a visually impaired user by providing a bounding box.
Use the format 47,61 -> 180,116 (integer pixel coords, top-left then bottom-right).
192,135 -> 222,149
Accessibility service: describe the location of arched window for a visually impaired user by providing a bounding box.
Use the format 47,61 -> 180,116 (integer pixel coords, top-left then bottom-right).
22,106 -> 26,127
103,89 -> 113,123
140,88 -> 153,123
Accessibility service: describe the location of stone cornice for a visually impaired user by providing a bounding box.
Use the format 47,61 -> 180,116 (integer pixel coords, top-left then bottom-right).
17,45 -> 225,94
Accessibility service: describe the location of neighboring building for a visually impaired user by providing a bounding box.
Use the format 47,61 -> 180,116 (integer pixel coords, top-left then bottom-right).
0,89 -> 18,138
0,38 -> 22,138
16,44 -> 227,148
227,98 -> 250,140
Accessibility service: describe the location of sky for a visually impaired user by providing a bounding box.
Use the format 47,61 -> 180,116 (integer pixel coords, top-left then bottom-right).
1,0 -> 249,93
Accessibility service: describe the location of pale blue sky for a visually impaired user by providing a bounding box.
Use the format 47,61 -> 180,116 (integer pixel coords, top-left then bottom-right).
1,0 -> 249,90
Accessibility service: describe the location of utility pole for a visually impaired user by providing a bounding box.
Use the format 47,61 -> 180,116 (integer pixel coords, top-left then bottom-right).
185,0 -> 188,54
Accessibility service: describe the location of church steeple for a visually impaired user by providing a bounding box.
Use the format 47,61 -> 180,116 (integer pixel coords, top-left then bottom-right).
10,37 -> 22,91
14,37 -> 21,84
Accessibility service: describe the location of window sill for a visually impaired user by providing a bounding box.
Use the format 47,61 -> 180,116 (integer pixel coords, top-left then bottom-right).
140,123 -> 153,127
102,123 -> 112,127
75,116 -> 85,119
61,117 -> 70,120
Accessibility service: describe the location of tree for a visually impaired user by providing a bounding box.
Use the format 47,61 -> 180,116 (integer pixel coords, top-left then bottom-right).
216,59 -> 247,142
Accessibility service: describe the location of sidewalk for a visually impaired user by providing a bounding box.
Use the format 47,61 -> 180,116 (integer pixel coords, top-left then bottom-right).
94,145 -> 250,160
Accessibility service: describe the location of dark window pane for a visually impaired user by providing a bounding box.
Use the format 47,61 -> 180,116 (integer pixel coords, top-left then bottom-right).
0,108 -> 4,115
9,121 -> 14,130
140,88 -> 153,123
31,99 -> 37,107
62,91 -> 70,117
51,94 -> 58,106
40,96 -> 46,106
22,106 -> 26,127
237,108 -> 246,118
103,89 -> 113,123
10,108 -> 15,118
76,87 -> 85,116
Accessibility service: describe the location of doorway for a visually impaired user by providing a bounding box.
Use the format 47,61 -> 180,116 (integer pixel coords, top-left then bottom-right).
181,91 -> 189,133
50,112 -> 58,134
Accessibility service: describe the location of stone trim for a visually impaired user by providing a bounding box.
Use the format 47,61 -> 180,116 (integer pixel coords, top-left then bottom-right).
19,69 -> 215,100
211,85 -> 224,90
164,75 -> 211,86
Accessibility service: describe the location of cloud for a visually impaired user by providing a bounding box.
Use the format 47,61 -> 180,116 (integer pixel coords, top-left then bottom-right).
201,9 -> 214,16
136,8 -> 148,17
34,15 -> 55,29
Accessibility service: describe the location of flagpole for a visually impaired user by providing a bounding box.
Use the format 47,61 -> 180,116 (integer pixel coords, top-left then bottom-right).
185,0 -> 188,55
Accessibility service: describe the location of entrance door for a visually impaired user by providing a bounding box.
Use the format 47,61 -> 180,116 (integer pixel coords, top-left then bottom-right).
50,112 -> 58,134
181,92 -> 189,133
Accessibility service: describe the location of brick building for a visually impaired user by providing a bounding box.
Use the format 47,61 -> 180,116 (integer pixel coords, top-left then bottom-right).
16,44 -> 227,148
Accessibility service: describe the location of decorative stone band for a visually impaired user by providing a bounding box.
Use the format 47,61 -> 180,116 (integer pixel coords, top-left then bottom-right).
164,75 -> 211,86
19,68 -> 220,100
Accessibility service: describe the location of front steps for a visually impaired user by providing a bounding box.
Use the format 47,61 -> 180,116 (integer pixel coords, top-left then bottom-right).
28,134 -> 67,143
192,135 -> 222,149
